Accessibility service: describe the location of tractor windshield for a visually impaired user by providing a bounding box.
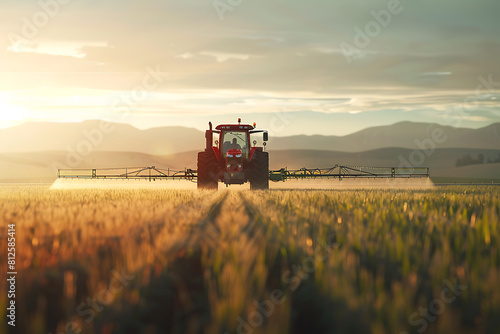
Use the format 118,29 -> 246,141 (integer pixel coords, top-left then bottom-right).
221,131 -> 248,157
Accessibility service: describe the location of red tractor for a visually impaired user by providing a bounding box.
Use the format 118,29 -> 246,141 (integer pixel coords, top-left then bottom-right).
197,118 -> 269,190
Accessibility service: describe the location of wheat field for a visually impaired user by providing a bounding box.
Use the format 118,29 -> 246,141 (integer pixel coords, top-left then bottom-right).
0,185 -> 499,334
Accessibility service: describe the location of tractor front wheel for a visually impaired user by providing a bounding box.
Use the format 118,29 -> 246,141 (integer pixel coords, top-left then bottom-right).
249,150 -> 269,190
197,151 -> 219,190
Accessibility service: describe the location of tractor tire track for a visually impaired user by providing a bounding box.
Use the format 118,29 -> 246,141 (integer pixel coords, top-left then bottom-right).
169,191 -> 256,334
149,191 -> 280,334
184,190 -> 228,248
133,192 -> 231,334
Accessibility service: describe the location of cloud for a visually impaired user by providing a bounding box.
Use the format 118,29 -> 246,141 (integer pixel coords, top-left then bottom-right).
176,52 -> 194,59
199,51 -> 250,62
422,72 -> 452,76
7,40 -> 109,59
0,0 -> 498,133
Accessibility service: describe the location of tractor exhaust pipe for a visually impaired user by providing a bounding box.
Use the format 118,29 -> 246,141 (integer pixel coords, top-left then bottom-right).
205,121 -> 213,151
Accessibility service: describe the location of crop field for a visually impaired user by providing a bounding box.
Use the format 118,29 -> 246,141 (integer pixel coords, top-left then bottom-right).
0,185 -> 499,334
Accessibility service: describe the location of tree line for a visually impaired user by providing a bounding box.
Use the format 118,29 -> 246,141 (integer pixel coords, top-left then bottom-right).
456,152 -> 500,167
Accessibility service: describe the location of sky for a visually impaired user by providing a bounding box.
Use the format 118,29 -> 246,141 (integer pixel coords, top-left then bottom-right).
0,0 -> 499,136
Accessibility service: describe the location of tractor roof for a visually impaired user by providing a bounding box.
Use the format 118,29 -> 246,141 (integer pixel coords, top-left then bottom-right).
215,124 -> 255,131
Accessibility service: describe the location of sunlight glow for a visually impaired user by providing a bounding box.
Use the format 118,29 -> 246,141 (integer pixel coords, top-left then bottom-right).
0,99 -> 28,129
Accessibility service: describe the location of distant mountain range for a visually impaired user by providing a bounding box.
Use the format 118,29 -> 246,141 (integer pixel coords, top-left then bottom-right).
272,122 -> 500,152
1,120 -> 499,154
1,120 -> 499,182
0,120 -> 204,155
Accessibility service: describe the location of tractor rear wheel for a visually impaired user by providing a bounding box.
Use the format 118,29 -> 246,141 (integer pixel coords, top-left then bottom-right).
197,151 -> 219,190
250,150 -> 269,190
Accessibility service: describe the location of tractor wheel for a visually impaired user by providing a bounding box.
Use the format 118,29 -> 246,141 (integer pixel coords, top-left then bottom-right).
197,151 -> 219,190
250,150 -> 269,190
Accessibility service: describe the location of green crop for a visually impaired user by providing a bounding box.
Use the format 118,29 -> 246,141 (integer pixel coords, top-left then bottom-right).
0,185 -> 498,334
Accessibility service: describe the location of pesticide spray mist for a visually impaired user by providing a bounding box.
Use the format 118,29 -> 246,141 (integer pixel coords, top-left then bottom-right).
50,178 -> 198,190
50,177 -> 434,191
270,177 -> 435,190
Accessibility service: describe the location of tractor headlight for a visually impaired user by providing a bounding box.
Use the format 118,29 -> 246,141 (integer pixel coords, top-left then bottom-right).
236,154 -> 242,158
227,154 -> 233,158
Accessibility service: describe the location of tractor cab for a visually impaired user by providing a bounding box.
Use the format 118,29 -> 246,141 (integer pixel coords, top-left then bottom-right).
213,119 -> 268,161
216,124 -> 251,160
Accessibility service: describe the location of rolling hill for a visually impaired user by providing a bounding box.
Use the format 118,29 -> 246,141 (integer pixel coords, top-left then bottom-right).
269,122 -> 500,151
0,120 -> 204,155
1,120 -> 499,154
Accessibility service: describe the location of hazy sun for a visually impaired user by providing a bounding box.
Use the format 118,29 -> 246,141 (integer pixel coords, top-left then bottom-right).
0,99 -> 28,128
